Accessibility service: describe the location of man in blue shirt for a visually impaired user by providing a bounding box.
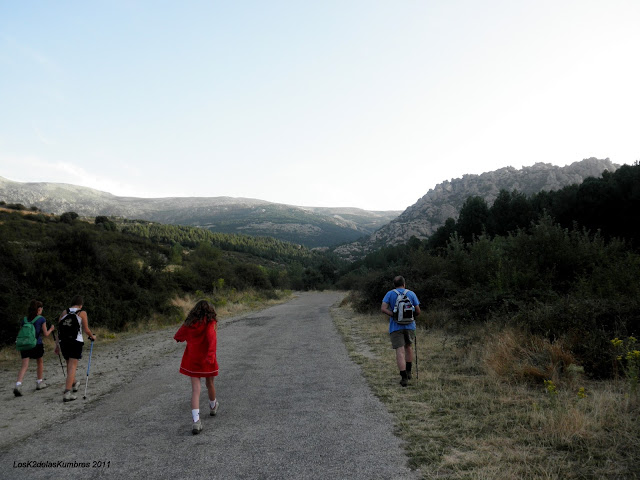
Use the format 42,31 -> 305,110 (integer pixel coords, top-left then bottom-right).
381,276 -> 421,387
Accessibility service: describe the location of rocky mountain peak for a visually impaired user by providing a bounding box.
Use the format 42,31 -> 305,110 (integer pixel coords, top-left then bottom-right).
333,158 -> 618,259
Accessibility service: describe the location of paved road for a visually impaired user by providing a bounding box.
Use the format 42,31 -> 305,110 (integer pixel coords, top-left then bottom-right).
1,292 -> 417,479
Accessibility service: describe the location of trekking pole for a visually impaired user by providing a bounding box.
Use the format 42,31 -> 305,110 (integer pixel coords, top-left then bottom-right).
52,331 -> 65,377
415,327 -> 419,383
83,339 -> 94,400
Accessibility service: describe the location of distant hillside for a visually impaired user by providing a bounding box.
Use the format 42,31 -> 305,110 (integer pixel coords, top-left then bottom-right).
0,177 -> 400,248
334,158 -> 619,259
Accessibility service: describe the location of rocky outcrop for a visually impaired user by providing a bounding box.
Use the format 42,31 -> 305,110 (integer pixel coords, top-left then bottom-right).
334,158 -> 618,259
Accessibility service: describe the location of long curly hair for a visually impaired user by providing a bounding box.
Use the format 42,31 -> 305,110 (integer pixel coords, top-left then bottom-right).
184,300 -> 217,326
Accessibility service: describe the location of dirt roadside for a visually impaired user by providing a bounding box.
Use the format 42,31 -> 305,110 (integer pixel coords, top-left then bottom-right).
0,324 -> 190,451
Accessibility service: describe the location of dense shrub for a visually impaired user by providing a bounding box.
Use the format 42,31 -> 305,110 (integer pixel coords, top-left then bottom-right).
346,212 -> 640,378
0,209 -> 322,344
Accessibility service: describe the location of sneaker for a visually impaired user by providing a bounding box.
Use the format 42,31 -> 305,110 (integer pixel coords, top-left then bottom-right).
400,377 -> 408,387
210,400 -> 219,416
36,382 -> 49,390
192,419 -> 202,435
72,381 -> 80,392
63,390 -> 77,402
13,385 -> 22,397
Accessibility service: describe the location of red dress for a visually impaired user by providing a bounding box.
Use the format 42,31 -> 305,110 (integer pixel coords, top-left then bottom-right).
174,319 -> 218,377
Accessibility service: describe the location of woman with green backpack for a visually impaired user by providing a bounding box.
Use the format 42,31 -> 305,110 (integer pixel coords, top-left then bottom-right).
13,300 -> 55,396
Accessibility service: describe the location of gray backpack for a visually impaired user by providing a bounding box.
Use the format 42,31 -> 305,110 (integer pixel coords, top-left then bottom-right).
392,289 -> 415,325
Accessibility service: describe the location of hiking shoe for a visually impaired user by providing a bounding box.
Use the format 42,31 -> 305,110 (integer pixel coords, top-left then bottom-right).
36,382 -> 49,390
400,377 -> 408,387
63,391 -> 77,402
210,400 -> 219,416
192,419 -> 203,435
72,380 -> 80,392
13,385 -> 22,397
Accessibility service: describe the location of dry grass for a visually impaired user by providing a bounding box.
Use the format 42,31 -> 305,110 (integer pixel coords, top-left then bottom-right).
331,304 -> 640,479
483,327 -> 578,383
114,289 -> 293,335
1,290 -> 294,367
171,288 -> 293,319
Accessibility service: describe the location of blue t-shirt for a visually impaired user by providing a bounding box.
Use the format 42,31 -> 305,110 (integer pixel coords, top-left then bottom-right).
382,288 -> 420,333
30,316 -> 47,345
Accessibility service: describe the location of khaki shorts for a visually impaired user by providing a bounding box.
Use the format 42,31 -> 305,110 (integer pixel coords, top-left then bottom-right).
390,329 -> 415,349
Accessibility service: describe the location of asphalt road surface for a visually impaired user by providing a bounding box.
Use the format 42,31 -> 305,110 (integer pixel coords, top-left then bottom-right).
1,292 -> 417,479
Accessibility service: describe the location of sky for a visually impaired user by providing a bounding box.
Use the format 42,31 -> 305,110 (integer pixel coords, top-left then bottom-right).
1,1 -> 638,212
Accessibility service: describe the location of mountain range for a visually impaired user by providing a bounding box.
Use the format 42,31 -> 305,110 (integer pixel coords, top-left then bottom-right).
0,176 -> 400,248
0,158 -> 617,252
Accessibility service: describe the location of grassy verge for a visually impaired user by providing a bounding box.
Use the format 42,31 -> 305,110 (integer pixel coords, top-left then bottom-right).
331,302 -> 640,479
0,289 -> 294,369
126,288 -> 294,334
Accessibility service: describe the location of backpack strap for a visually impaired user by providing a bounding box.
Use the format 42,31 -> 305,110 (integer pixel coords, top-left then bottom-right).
61,307 -> 82,320
392,289 -> 407,310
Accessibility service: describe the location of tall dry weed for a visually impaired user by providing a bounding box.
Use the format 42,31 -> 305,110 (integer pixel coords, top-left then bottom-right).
484,328 -> 577,383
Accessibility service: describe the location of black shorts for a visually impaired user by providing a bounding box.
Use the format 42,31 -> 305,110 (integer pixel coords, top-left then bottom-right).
60,340 -> 83,360
20,344 -> 44,359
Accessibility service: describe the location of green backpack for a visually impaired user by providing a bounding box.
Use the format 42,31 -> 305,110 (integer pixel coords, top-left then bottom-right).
15,316 -> 42,351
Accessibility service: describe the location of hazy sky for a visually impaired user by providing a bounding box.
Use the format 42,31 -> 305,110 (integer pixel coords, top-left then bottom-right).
1,1 -> 638,211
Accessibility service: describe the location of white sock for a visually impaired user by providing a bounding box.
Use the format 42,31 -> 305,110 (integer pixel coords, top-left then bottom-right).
36,379 -> 43,384
192,409 -> 200,422
16,382 -> 22,387
209,399 -> 217,409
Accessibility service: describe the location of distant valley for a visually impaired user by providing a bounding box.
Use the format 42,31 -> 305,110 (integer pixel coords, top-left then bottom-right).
0,177 -> 400,248
0,157 -> 617,252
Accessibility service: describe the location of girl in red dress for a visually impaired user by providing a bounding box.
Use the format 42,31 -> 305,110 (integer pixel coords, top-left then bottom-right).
174,300 -> 219,434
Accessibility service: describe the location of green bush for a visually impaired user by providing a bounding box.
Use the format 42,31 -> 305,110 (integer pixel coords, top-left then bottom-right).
346,211 -> 640,378
0,210 -> 313,343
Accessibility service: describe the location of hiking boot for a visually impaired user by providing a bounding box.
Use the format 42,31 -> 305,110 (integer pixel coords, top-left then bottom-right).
36,382 -> 49,390
63,390 -> 77,402
72,381 -> 80,392
400,377 -> 408,387
210,400 -> 219,416
13,385 -> 22,397
406,371 -> 412,380
192,419 -> 203,435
